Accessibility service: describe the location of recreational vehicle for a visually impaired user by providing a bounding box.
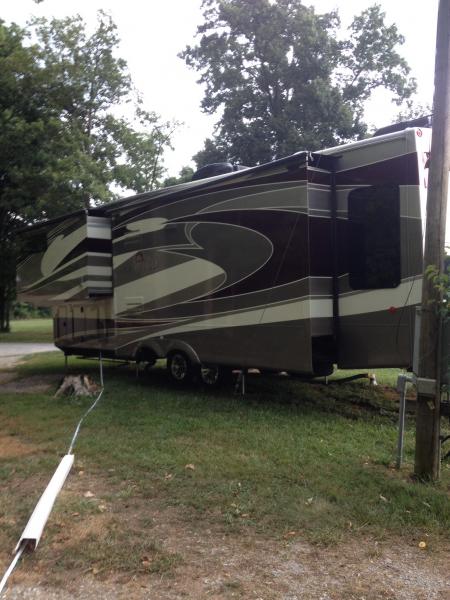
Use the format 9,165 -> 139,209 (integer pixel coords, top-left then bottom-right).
16,124 -> 431,385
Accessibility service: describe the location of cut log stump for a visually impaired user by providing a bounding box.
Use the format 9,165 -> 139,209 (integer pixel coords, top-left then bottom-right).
54,375 -> 100,398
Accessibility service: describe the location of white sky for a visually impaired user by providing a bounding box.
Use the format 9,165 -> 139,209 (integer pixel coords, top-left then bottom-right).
2,0 -> 449,243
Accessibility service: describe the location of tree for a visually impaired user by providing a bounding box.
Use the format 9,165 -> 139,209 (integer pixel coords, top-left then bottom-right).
0,20 -> 59,331
192,139 -> 229,169
181,1 -> 416,167
0,14 -> 174,331
163,165 -> 195,187
29,12 -> 174,205
394,101 -> 432,124
112,110 -> 179,193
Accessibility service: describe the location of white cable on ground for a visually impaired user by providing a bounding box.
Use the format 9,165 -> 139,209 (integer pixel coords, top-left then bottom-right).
0,360 -> 105,598
68,388 -> 104,455
0,545 -> 25,596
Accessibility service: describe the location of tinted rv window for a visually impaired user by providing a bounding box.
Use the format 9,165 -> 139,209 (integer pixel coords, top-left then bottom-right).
348,185 -> 401,289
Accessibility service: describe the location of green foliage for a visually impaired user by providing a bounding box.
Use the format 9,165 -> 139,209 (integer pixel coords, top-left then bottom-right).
181,1 -> 416,166
115,110 -> 179,193
0,20 -> 42,331
190,139 -> 230,170
0,13 -> 176,330
340,5 -> 414,110
394,101 -> 432,124
163,165 -> 195,187
27,12 -> 174,204
425,253 -> 450,321
11,302 -> 51,320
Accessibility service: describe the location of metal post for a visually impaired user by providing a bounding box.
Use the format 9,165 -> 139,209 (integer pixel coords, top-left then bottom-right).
234,369 -> 246,395
241,369 -> 246,396
396,374 -> 410,469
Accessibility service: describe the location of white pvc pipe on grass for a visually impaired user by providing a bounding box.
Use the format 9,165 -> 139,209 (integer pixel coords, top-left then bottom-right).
0,455 -> 74,597
14,454 -> 74,554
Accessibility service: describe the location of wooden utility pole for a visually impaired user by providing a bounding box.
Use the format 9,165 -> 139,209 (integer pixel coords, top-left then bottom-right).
414,0 -> 450,480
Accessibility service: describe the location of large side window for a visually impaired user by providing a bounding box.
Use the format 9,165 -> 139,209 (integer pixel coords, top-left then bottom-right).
348,185 -> 401,289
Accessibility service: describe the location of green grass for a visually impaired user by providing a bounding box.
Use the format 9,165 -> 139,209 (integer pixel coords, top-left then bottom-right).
1,351 -> 449,555
48,523 -> 183,578
0,318 -> 53,343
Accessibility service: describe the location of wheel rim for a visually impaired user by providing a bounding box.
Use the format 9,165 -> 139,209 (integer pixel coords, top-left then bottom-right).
201,365 -> 219,385
170,354 -> 188,381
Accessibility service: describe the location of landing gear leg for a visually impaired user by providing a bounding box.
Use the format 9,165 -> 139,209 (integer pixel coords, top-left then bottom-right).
234,369 -> 247,396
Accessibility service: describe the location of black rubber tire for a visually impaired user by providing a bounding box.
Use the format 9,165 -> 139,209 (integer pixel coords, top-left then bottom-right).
199,364 -> 232,388
136,347 -> 157,370
167,352 -> 194,384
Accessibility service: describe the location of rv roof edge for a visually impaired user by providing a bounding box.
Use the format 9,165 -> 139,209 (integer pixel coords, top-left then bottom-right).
373,115 -> 432,137
16,208 -> 88,234
100,151 -> 313,214
319,126 -> 425,157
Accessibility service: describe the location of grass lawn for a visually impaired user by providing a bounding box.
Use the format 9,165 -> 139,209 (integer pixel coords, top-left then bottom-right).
0,351 -> 449,576
0,318 -> 53,343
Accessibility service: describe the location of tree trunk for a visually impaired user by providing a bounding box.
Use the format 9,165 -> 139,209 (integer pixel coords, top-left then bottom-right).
0,287 -> 11,332
0,219 -> 17,333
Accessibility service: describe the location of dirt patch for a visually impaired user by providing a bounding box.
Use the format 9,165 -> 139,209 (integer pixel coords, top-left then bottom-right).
2,468 -> 449,600
0,371 -> 18,384
0,356 -> 26,370
0,434 -> 39,459
4,521 -> 450,599
114,505 -> 450,600
0,374 -> 60,394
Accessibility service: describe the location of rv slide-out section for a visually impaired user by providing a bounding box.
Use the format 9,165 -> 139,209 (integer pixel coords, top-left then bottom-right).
17,211 -> 114,346
16,127 -> 429,376
320,126 -> 429,368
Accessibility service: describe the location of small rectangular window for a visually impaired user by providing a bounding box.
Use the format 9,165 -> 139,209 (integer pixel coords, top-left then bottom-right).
348,185 -> 401,289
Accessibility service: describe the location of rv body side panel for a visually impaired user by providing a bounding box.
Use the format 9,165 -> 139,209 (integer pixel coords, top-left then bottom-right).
53,299 -> 115,350
107,159 -> 321,373
327,128 -> 430,368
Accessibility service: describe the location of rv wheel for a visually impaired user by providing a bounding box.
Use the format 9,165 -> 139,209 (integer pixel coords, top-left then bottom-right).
167,352 -> 193,383
136,347 -> 157,370
200,365 -> 220,386
200,365 -> 232,387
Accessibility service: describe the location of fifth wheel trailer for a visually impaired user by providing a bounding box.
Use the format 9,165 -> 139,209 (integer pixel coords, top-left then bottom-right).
16,125 -> 431,383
